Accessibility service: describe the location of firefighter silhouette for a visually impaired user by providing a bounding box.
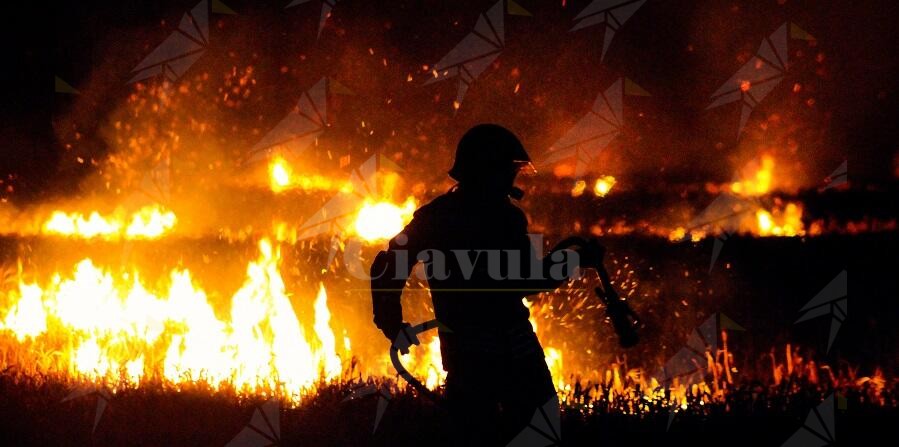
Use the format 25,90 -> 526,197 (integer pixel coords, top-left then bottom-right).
370,124 -> 592,444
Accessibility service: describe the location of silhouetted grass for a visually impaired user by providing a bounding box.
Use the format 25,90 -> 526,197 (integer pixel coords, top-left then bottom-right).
1,368 -> 895,446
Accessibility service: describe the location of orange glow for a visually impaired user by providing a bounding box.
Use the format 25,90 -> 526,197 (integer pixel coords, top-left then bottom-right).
671,156 -> 806,240
0,240 -> 342,402
593,175 -> 617,197
269,156 -> 292,192
377,330 -> 446,391
353,197 -> 416,242
552,163 -> 575,178
524,298 -> 566,392
42,205 -> 176,240
125,205 -> 178,238
267,156 -> 352,193
755,202 -> 804,236
570,180 -> 587,197
730,154 -> 774,196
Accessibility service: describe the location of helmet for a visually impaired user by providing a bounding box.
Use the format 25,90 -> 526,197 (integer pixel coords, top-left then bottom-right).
448,124 -> 535,183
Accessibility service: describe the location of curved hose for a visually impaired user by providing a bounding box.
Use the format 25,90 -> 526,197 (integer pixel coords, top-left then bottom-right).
389,319 -> 445,404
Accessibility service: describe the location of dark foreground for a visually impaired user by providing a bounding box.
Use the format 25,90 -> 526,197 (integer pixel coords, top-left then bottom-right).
0,371 -> 896,446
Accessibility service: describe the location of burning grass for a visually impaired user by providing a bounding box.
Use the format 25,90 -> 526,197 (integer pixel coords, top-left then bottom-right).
0,228 -> 895,445
0,346 -> 894,446
0,230 -> 895,410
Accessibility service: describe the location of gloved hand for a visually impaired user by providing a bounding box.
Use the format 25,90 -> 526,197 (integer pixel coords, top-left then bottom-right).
385,322 -> 421,355
576,238 -> 606,268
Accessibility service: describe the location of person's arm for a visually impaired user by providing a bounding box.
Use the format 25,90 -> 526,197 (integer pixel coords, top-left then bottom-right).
512,208 -> 586,293
370,210 -> 429,345
522,239 -> 580,293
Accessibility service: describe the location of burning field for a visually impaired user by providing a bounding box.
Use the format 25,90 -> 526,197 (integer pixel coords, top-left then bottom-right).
2,0 -> 899,445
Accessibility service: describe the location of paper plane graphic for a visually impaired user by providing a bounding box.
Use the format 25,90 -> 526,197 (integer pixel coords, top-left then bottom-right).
539,78 -> 647,177
425,0 -> 506,111
286,0 -> 338,39
661,313 -> 743,430
130,1 -> 215,83
707,22 -> 814,137
570,0 -> 647,61
781,394 -> 836,446
659,313 -> 744,385
136,157 -> 173,206
507,395 -> 561,446
685,191 -> 759,272
796,270 -> 847,353
342,383 -> 392,432
245,78 -> 328,164
296,154 -> 402,240
225,398 -> 280,447
62,384 -> 112,433
822,161 -> 847,190
55,76 -> 80,94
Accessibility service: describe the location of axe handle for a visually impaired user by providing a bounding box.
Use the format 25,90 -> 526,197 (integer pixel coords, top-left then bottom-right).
554,236 -> 639,347
594,261 -> 619,302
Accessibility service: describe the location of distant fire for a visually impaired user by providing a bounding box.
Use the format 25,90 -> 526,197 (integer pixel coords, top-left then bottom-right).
42,205 -> 177,240
354,198 -> 417,242
670,155 -> 806,240
571,175 -> 617,198
267,156 -> 351,194
593,176 -> 616,197
269,156 -> 293,192
570,180 -> 587,197
729,154 -> 775,196
756,202 -> 803,236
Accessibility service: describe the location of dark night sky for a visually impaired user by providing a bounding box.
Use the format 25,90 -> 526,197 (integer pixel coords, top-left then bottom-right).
2,0 -> 898,202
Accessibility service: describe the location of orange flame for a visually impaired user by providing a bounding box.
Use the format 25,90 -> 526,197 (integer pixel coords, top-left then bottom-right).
593,175 -> 617,197
0,240 -> 342,402
267,156 -> 352,194
42,205 -> 176,240
353,198 -> 416,242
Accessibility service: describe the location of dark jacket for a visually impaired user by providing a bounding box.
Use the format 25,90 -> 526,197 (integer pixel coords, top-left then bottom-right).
370,186 -> 575,370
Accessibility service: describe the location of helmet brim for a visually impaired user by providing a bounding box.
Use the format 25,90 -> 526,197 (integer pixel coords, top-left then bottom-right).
514,160 -> 537,176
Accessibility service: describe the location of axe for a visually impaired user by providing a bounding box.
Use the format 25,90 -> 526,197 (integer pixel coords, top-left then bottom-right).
554,236 -> 639,348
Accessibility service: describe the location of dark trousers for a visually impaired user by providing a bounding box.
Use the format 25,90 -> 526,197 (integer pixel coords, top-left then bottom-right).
443,349 -> 557,446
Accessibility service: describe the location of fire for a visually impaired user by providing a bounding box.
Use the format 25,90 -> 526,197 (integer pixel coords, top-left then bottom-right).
0,283 -> 46,341
0,239 -> 342,402
422,336 -> 446,390
125,205 -> 178,238
524,298 -> 567,391
0,239 -> 885,412
593,175 -> 617,197
755,202 -> 804,236
313,283 -> 342,379
671,155 -> 807,240
730,154 -> 774,196
42,205 -> 176,240
570,180 -> 587,197
571,176 -> 616,198
267,156 -> 352,193
353,198 -> 416,242
269,156 -> 292,192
